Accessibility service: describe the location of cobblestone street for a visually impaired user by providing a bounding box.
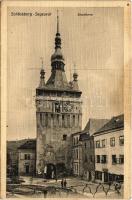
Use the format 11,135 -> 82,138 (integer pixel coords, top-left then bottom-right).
7,176 -> 123,198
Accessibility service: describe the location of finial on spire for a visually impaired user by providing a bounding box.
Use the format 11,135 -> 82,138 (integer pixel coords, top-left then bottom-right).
39,57 -> 45,87
40,57 -> 44,69
73,63 -> 78,81
73,63 -> 76,73
57,9 -> 59,33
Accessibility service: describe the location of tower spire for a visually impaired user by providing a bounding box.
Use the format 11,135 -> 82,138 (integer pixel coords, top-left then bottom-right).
73,63 -> 78,81
57,9 -> 59,33
51,10 -> 65,71
40,57 -> 44,69
39,57 -> 45,87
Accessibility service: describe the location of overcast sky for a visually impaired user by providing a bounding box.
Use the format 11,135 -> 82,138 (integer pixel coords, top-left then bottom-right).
7,7 -> 124,141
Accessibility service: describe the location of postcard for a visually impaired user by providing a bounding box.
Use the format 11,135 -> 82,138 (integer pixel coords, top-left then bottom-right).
1,1 -> 131,199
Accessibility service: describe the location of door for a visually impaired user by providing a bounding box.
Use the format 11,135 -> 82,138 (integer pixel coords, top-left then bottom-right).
104,172 -> 108,182
89,171 -> 91,181
25,165 -> 30,174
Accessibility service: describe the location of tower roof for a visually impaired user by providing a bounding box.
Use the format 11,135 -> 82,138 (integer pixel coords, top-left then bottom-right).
37,11 -> 81,95
51,11 -> 65,69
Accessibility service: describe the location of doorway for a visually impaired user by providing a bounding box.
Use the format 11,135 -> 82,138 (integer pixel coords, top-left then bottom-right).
104,172 -> 108,182
46,163 -> 56,179
25,165 -> 30,174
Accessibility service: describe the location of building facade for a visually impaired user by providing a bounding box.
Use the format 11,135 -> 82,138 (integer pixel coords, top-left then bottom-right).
94,114 -> 124,183
80,134 -> 95,181
72,132 -> 82,176
18,140 -> 36,176
7,139 -> 31,177
36,14 -> 82,176
72,118 -> 108,179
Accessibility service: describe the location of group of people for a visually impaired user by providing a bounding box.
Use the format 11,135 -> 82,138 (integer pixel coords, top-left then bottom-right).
61,178 -> 67,189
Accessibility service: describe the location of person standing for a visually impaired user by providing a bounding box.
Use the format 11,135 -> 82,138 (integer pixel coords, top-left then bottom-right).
64,179 -> 67,188
61,179 -> 64,188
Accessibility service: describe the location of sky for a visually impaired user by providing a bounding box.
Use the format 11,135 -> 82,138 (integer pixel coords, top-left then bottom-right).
7,7 -> 124,141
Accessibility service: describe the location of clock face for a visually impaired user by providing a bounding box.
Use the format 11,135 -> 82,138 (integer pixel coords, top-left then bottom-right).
63,102 -> 74,112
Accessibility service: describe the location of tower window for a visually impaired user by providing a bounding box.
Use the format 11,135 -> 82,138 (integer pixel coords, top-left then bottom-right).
78,115 -> 79,124
45,113 -> 48,126
25,154 -> 30,160
55,102 -> 61,113
63,134 -> 67,141
40,113 -> 42,123
62,115 -> 65,127
73,115 -> 75,127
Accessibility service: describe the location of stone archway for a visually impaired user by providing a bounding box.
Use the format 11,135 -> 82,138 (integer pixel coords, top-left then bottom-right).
46,163 -> 56,179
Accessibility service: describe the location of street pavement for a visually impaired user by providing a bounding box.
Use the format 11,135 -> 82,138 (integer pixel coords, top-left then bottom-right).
7,176 -> 123,198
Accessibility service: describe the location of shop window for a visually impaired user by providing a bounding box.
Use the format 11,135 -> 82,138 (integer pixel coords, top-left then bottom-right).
119,136 -> 124,146
110,137 -> 115,147
95,171 -> 102,180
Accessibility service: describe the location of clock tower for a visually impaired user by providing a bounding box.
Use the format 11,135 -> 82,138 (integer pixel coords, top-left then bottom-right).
36,13 -> 82,176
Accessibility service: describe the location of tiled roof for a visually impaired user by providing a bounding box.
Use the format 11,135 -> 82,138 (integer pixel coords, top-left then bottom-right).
83,118 -> 109,135
79,118 -> 109,141
94,114 -> 124,135
18,139 -> 36,150
7,139 -> 33,152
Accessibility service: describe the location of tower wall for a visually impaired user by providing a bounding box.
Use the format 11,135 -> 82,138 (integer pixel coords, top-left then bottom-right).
36,95 -> 82,174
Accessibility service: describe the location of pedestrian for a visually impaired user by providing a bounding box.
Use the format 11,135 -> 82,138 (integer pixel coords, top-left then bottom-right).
51,170 -> 54,179
64,179 -> 67,188
43,189 -> 48,198
61,178 -> 64,188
